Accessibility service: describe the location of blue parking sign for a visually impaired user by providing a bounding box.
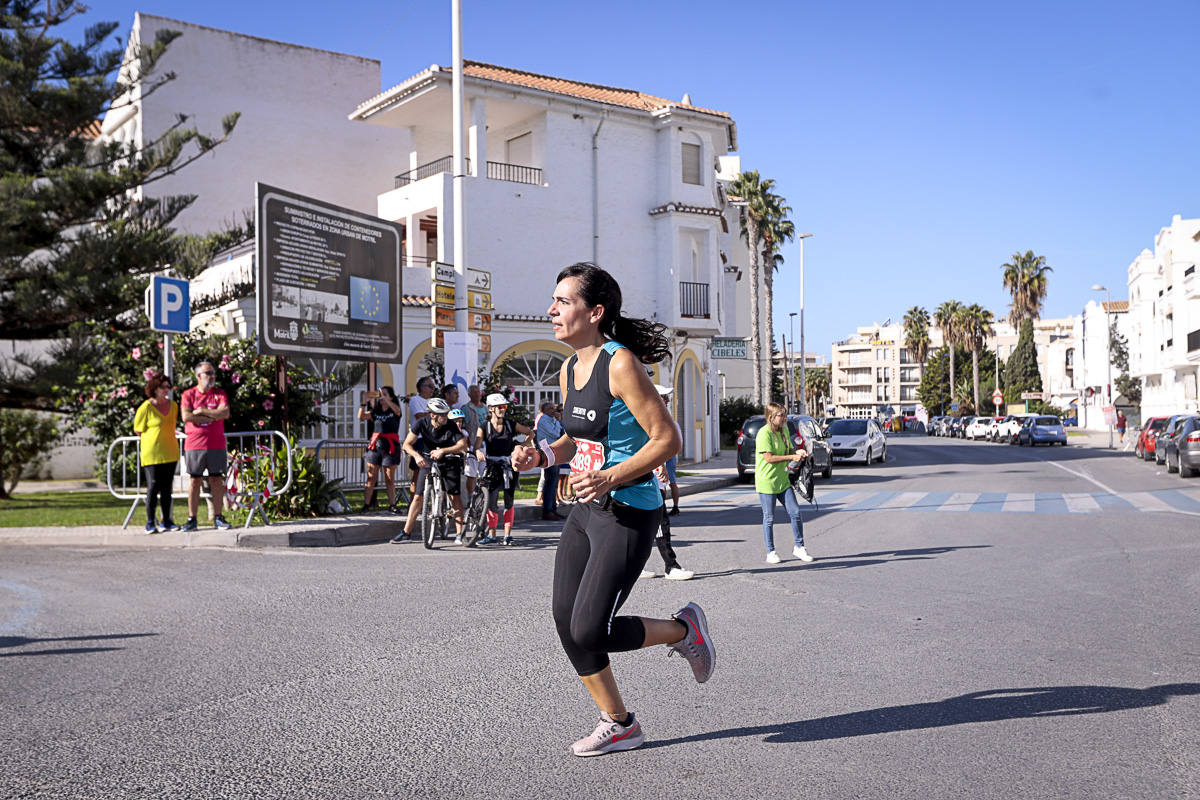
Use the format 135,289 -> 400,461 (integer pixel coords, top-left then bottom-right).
146,276 -> 190,333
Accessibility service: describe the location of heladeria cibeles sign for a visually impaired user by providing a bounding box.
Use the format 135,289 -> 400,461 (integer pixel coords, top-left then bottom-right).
256,184 -> 402,361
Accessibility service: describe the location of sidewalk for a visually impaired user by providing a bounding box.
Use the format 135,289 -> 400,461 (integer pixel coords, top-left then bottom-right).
0,450 -> 739,549
1066,429 -> 1137,452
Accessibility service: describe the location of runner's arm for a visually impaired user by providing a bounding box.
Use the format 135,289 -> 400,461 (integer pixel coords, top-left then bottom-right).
512,366 -> 575,471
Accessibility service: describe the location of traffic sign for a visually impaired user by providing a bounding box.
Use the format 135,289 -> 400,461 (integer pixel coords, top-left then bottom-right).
469,312 -> 491,332
467,268 -> 491,291
992,388 -> 1004,405
433,262 -> 455,284
434,284 -> 455,307
950,402 -> 959,411
145,276 -> 190,333
467,290 -> 492,310
433,307 -> 455,328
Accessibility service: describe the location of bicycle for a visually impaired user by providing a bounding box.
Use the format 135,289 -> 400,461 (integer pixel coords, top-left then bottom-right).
462,458 -> 511,547
420,454 -> 462,549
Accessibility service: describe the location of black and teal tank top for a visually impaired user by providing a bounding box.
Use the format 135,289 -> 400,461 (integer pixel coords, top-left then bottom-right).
562,341 -> 662,510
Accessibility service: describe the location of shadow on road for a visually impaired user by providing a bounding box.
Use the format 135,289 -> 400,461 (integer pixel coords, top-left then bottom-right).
688,546 -> 990,579
646,683 -> 1200,748
0,631 -> 159,657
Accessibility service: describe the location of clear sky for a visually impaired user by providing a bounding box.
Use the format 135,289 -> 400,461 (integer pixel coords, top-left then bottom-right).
67,0 -> 1200,358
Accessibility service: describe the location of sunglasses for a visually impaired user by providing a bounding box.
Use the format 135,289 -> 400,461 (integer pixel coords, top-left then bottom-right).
199,371 -> 215,376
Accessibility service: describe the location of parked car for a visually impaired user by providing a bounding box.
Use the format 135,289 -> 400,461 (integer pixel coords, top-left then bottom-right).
997,413 -> 1037,444
965,417 -> 993,440
1017,415 -> 1068,446
936,416 -> 955,436
819,417 -> 842,435
1163,415 -> 1200,477
826,418 -> 888,464
1135,416 -> 1169,460
948,417 -> 967,438
1155,415 -> 1191,466
982,415 -> 1008,441
1062,416 -> 1078,427
927,416 -> 943,436
789,415 -> 834,479
736,414 -> 804,482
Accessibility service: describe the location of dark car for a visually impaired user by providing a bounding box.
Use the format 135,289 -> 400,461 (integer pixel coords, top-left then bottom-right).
736,415 -> 804,482
789,415 -> 834,479
1164,415 -> 1200,477
1136,416 -> 1169,460
1017,415 -> 1067,446
948,417 -> 967,438
1154,415 -> 1190,465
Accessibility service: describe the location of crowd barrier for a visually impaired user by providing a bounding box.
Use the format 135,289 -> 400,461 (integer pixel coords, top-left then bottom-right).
313,439 -> 410,510
106,430 -> 294,529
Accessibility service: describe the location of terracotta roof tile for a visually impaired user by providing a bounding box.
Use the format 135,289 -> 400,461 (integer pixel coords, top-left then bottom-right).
1102,300 -> 1129,312
77,120 -> 103,139
403,295 -> 432,307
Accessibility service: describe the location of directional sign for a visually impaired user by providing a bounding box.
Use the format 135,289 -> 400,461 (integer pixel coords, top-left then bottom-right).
433,262 -> 455,284
145,276 -> 191,333
434,329 -> 445,349
1020,392 -> 1044,400
478,334 -> 491,352
434,284 -> 455,307
469,312 -> 491,332
433,307 -> 455,328
467,268 -> 491,291
467,290 -> 492,310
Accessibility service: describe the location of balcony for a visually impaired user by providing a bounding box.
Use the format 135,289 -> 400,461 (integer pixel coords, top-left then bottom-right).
394,156 -> 542,188
679,281 -> 710,319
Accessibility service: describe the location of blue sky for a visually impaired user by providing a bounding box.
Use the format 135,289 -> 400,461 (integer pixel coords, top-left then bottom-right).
68,0 -> 1200,357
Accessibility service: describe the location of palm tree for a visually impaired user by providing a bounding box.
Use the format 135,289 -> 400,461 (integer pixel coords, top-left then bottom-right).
761,199 -> 795,404
934,300 -> 964,410
1001,250 -> 1052,325
902,306 -> 931,365
729,170 -> 788,405
960,304 -> 996,412
805,365 -> 830,413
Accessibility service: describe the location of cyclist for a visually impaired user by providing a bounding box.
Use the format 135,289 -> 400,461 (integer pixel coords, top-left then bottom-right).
474,392 -> 534,545
511,262 -> 712,757
358,385 -> 404,513
391,397 -> 468,543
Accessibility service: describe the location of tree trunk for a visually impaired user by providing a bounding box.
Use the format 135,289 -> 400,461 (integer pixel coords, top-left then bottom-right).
763,262 -> 775,406
972,350 -> 980,412
747,216 -> 763,408
948,347 -> 956,410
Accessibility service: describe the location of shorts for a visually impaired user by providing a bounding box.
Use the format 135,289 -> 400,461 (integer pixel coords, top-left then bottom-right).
185,448 -> 227,478
465,456 -> 482,478
364,439 -> 401,467
413,461 -> 462,496
664,455 -> 677,483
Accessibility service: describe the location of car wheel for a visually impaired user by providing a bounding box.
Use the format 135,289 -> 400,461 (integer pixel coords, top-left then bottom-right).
1167,452 -> 1179,474
879,445 -> 887,463
823,462 -> 832,479
864,447 -> 872,465
1135,445 -> 1143,459
1181,460 -> 1197,479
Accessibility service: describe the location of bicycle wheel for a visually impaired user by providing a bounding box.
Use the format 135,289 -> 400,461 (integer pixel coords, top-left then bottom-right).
422,486 -> 437,549
464,487 -> 488,547
431,488 -> 447,544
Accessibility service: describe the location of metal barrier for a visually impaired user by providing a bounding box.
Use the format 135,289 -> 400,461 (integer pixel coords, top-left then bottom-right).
107,430 -> 294,529
313,439 -> 410,510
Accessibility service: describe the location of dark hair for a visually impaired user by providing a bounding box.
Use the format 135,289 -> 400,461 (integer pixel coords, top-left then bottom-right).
143,372 -> 170,398
417,376 -> 434,391
442,384 -> 458,397
380,386 -> 395,401
556,262 -> 669,364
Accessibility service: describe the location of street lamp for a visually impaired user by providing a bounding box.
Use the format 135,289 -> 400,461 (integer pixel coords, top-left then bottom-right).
1091,284 -> 1113,449
797,232 -> 813,415
788,311 -> 798,412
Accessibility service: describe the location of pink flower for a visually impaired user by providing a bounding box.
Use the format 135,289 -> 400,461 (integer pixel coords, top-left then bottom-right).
219,358 -> 231,371
157,342 -> 164,348
313,398 -> 320,407
143,368 -> 157,380
131,347 -> 142,359
263,399 -> 275,411
116,386 -> 128,397
256,418 -> 266,428
90,391 -> 97,400
232,372 -> 242,384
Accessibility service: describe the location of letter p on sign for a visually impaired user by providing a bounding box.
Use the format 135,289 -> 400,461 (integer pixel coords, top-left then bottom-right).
147,276 -> 191,333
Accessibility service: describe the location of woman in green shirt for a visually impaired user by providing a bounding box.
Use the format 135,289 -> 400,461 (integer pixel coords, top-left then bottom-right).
133,372 -> 181,533
755,402 -> 814,564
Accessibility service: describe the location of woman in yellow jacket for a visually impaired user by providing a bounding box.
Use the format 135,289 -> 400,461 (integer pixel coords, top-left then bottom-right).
133,372 -> 181,533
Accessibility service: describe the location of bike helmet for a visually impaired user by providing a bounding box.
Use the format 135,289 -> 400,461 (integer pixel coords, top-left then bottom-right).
447,408 -> 465,420
486,393 -> 509,407
427,398 -> 451,414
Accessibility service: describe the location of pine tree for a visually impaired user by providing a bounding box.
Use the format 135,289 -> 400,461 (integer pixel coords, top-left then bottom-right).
1004,318 -> 1042,399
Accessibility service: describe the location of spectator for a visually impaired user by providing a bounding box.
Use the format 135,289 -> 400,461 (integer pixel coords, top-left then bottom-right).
756,401 -> 811,564
640,385 -> 691,579
407,376 -> 436,495
132,372 -> 181,533
1116,410 -> 1127,443
462,385 -> 486,496
358,386 -> 404,513
442,383 -> 460,409
393,398 -> 469,543
180,361 -> 232,531
475,393 -> 535,545
535,400 -> 567,521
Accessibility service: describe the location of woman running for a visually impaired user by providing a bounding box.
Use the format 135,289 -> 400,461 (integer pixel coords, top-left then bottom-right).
474,393 -> 532,546
512,262 -> 715,757
756,402 -> 813,564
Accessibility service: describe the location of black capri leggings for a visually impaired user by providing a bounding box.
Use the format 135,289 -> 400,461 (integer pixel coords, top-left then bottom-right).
552,498 -> 662,676
486,462 -> 516,514
143,461 -> 178,523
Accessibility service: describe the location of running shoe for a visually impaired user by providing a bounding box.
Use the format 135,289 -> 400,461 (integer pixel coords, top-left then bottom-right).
668,602 -> 715,684
665,567 -> 694,581
477,535 -> 496,545
144,521 -> 158,534
503,536 -> 514,546
638,569 -> 656,579
569,712 -> 644,757
453,535 -> 464,545
213,515 -> 232,530
389,532 -> 411,544
181,518 -> 199,532
159,521 -> 181,532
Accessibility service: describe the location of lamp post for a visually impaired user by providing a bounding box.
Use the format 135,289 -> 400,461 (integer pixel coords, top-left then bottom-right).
788,312 -> 798,412
797,232 -> 813,415
1091,284 -> 1113,449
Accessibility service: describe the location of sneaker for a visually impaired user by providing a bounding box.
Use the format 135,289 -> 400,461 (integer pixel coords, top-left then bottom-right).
359,503 -> 374,513
213,515 -> 232,530
569,712 -> 644,757
477,535 -> 496,545
181,518 -> 199,532
638,569 -> 656,579
668,507 -> 680,516
144,521 -> 158,534
389,532 -> 411,544
792,545 -> 814,563
503,536 -> 514,546
765,551 -> 781,564
159,521 -> 181,532
388,504 -> 402,515
667,601 -> 715,683
665,567 -> 695,581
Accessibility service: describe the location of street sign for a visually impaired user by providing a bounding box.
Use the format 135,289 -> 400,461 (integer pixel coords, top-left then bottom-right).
433,307 -> 455,328
1102,405 -> 1117,426
992,388 -> 1004,405
711,337 -> 748,359
434,284 -> 455,307
478,334 -> 491,351
950,402 -> 959,411
467,290 -> 492,310
434,329 -> 444,348
467,268 -> 491,291
469,312 -> 491,332
1020,392 -> 1044,400
145,276 -> 190,333
433,262 -> 455,284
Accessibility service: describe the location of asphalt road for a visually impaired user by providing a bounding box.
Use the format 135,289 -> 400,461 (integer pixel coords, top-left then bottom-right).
2,436 -> 1198,799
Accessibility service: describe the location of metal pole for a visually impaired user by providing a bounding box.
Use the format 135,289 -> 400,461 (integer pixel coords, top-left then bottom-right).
163,333 -> 172,390
1104,290 -> 1113,449
797,233 -> 812,415
788,312 -> 797,413
451,0 -> 466,333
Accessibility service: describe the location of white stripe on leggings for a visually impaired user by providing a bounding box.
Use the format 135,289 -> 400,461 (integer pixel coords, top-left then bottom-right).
607,590 -> 623,636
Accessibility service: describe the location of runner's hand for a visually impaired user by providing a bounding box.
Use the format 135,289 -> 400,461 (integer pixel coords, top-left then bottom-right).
511,445 -> 538,471
569,469 -> 613,505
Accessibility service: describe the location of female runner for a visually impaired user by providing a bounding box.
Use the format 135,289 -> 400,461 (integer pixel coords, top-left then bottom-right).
512,262 -> 715,757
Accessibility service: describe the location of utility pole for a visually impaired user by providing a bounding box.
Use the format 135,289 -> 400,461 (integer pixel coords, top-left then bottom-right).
797,233 -> 813,415
451,0 -> 466,333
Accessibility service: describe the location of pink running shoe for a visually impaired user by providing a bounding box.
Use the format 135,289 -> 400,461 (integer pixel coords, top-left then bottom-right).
667,602 -> 715,683
569,712 -> 645,757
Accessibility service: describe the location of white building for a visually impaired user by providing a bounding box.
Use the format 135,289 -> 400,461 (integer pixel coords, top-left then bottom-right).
1072,301 -> 1130,429
350,60 -> 740,461
1126,214 -> 1200,419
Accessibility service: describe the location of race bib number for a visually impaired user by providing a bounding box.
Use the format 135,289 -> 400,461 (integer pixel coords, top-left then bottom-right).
569,438 -> 605,473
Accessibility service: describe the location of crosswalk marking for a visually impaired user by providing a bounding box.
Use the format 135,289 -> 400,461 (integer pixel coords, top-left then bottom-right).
1126,491 -> 1181,513
1063,493 -> 1101,514
937,493 -> 978,512
1002,493 -> 1036,513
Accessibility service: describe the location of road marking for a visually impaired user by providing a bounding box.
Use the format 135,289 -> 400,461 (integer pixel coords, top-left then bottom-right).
876,491 -> 926,510
1064,492 -> 1102,514
937,492 -> 978,512
1158,490 -> 1200,513
969,492 -> 1006,513
907,491 -> 955,511
1125,491 -> 1182,513
1001,493 -> 1036,513
1034,492 -> 1069,514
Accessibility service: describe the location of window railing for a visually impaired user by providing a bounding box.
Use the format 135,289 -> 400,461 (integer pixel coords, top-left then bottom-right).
487,161 -> 542,185
394,156 -> 543,188
679,281 -> 710,318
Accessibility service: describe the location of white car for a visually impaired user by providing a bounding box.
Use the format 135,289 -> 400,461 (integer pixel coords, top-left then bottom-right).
826,418 -> 887,464
995,414 -> 1036,443
964,417 -> 992,440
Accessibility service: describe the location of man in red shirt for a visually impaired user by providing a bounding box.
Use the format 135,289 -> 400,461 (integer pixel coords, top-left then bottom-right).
180,361 -> 232,530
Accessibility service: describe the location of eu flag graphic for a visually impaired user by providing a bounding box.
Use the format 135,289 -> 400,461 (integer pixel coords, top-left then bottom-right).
350,276 -> 389,323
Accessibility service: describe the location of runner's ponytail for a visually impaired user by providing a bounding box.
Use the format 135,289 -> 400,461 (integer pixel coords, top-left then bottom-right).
556,262 -> 670,364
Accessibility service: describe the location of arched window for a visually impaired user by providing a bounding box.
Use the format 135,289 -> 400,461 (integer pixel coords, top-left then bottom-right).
502,350 -> 567,414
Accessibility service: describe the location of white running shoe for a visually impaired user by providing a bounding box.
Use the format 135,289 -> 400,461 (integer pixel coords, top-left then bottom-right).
665,567 -> 694,581
792,546 -> 814,562
454,535 -> 464,545
570,712 -> 645,757
638,569 -> 655,579
765,551 -> 781,564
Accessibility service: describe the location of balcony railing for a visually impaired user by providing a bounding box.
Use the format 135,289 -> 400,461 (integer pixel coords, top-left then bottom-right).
394,156 -> 542,188
679,281 -> 710,319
